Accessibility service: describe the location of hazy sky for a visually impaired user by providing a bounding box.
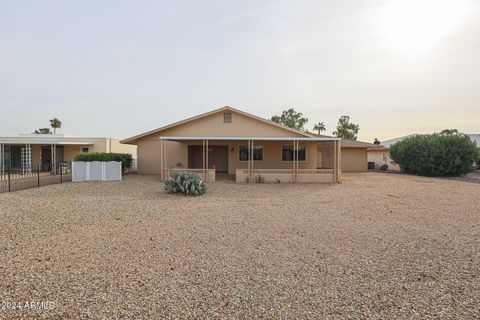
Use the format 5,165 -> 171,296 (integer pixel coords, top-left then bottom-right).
1,0 -> 479,142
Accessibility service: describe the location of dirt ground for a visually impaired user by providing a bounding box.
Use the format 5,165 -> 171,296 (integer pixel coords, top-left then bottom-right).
0,173 -> 479,319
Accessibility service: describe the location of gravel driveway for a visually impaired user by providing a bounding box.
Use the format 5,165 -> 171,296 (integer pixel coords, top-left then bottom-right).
0,173 -> 479,319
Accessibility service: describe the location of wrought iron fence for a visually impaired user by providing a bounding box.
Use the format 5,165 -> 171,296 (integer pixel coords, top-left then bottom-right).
0,162 -> 72,193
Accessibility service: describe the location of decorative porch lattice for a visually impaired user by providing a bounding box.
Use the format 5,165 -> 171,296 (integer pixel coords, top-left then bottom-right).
21,145 -> 32,174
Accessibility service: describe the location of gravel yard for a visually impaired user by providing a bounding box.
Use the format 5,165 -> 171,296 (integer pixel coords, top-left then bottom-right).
0,173 -> 479,319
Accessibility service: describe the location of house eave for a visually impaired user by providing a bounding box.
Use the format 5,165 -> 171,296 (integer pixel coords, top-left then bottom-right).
158,136 -> 341,141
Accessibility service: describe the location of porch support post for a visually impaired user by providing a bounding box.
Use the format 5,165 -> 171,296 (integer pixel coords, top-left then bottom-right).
202,139 -> 205,181
164,139 -> 167,180
206,139 -> 209,182
292,140 -> 295,182
333,141 -> 338,183
296,140 -> 299,183
160,138 -> 163,180
51,144 -> 56,174
295,140 -> 300,182
250,139 -> 254,183
0,143 -> 3,175
247,140 -> 250,183
27,144 -> 32,174
337,139 -> 341,182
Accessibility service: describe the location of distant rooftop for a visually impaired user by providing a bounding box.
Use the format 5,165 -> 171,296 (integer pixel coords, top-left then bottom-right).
381,133 -> 479,148
18,134 -> 66,137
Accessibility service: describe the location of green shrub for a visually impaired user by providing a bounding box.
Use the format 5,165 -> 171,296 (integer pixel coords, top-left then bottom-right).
390,134 -> 479,177
380,164 -> 388,171
73,152 -> 133,172
164,171 -> 207,196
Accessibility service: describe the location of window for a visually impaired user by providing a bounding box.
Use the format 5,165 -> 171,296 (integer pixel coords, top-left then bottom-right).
253,146 -> 263,161
239,145 -> 248,161
81,147 -> 89,153
239,145 -> 263,161
223,112 -> 232,123
282,146 -> 306,161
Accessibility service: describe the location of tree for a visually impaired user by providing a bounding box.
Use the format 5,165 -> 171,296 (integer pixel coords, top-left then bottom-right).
50,118 -> 62,134
332,116 -> 359,140
373,138 -> 381,145
313,122 -> 326,135
390,134 -> 479,176
33,128 -> 52,134
271,108 -> 308,132
440,128 -> 458,135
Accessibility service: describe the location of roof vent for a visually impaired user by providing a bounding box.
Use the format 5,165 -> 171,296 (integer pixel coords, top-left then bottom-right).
224,112 -> 232,123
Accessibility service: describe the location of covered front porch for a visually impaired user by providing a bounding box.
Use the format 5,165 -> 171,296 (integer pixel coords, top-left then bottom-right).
0,141 -> 92,175
158,137 -> 341,183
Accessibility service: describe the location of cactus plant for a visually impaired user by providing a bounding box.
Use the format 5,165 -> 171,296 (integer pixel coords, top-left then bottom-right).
164,171 -> 207,196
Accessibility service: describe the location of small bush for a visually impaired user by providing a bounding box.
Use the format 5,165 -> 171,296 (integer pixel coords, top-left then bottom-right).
380,164 -> 388,171
73,152 -> 133,172
164,171 -> 207,196
390,134 -> 479,177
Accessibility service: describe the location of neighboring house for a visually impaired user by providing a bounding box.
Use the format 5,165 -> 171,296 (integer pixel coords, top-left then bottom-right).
367,147 -> 401,171
121,106 -> 372,183
0,135 -> 137,174
367,133 -> 480,171
367,135 -> 413,171
467,134 -> 480,148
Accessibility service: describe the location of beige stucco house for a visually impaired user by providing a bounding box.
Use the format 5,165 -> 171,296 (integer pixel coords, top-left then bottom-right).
121,107 -> 374,183
0,135 -> 137,174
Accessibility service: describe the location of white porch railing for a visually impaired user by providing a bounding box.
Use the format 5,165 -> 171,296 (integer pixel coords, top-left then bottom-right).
165,168 -> 216,182
236,169 -> 335,183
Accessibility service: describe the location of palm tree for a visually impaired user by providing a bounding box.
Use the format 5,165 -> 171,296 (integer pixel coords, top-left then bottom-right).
50,118 -> 62,134
313,122 -> 326,135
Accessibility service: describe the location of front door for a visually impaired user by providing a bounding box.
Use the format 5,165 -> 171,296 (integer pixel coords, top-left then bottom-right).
56,146 -> 65,162
188,145 -> 203,169
317,148 -> 323,169
208,146 -> 228,173
187,145 -> 229,173
41,147 -> 52,171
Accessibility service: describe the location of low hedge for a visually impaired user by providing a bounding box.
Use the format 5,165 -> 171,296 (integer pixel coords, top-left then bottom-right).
73,152 -> 133,172
390,134 -> 479,177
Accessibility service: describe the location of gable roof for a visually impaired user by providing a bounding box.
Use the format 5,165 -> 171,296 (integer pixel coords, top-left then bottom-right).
121,106 -> 313,144
379,133 -> 480,149
310,134 -> 382,148
341,140 -> 383,148
380,134 -> 415,148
